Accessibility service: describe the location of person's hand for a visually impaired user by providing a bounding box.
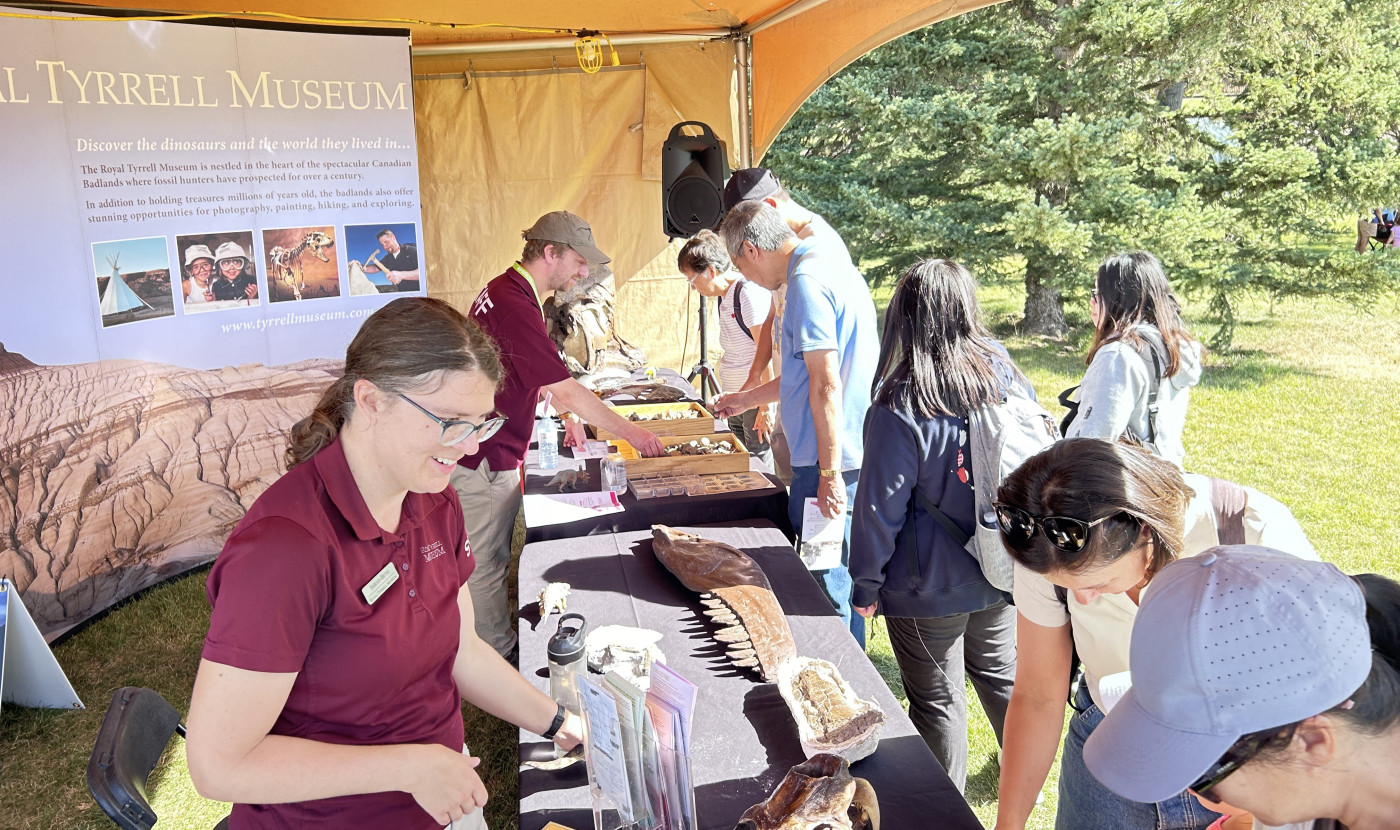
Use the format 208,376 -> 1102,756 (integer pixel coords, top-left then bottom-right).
626,426 -> 666,457
817,473 -> 845,519
388,271 -> 404,284
562,415 -> 587,448
244,283 -> 258,299
855,603 -> 877,619
553,710 -> 584,752
711,391 -> 748,419
407,744 -> 489,826
754,405 -> 774,443
203,288 -> 215,302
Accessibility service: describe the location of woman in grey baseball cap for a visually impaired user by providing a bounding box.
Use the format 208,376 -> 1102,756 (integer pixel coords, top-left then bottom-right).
1084,548 -> 1400,830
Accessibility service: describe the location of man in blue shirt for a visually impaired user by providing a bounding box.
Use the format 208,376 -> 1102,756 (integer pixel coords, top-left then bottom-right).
714,199 -> 878,646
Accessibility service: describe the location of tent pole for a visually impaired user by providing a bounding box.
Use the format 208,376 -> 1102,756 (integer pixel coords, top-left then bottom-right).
412,30 -> 730,56
736,34 -> 753,168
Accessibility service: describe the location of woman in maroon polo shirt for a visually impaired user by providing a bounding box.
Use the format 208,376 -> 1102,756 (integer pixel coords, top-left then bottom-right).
186,297 -> 581,830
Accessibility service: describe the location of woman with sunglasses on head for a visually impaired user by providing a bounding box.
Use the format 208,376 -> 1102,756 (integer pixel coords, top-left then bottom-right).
186,298 -> 580,830
991,438 -> 1317,830
1084,548 -> 1400,830
1063,251 -> 1201,467
848,259 -> 1027,792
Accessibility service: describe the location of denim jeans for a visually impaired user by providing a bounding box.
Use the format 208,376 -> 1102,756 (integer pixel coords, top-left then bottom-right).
885,601 -> 1017,792
788,465 -> 864,647
1057,683 -> 1221,830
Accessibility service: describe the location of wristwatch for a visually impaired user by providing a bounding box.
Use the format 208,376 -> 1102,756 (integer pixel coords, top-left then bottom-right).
818,468 -> 840,478
541,701 -> 567,740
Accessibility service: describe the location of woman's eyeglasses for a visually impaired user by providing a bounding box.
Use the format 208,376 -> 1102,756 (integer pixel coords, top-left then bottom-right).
1188,726 -> 1293,802
994,503 -> 1116,554
399,394 -> 507,446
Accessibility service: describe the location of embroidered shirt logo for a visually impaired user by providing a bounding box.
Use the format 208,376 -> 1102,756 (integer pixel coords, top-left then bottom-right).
421,540 -> 447,563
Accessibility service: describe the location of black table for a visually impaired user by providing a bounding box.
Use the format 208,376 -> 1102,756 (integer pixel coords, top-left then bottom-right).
521,452 -> 792,544
515,521 -> 982,830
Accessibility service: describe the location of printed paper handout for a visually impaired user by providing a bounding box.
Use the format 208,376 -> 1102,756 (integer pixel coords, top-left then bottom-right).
799,498 -> 843,571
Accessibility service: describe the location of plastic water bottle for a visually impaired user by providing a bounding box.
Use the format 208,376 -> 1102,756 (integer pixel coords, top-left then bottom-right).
547,613 -> 587,714
537,418 -> 559,469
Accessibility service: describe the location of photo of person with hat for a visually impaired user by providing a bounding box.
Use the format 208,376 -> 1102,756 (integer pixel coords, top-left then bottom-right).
212,240 -> 259,303
181,243 -> 216,306
1084,547 -> 1400,830
452,210 -> 665,661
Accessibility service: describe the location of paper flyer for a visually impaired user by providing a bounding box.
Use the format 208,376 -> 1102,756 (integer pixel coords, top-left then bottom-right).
799,498 -> 843,570
579,676 -> 634,822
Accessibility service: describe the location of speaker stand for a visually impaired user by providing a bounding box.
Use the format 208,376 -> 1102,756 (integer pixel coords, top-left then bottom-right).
686,294 -> 721,400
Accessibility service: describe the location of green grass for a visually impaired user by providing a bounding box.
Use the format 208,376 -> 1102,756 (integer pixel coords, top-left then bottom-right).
3,286 -> 1397,830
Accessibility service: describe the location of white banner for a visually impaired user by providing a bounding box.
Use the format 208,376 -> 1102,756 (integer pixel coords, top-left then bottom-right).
0,8 -> 424,636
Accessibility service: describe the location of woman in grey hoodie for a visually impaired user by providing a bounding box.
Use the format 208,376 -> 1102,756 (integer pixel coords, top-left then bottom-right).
1064,251 -> 1202,467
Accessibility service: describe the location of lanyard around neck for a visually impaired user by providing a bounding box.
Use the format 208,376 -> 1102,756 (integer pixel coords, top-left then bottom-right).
511,262 -> 546,322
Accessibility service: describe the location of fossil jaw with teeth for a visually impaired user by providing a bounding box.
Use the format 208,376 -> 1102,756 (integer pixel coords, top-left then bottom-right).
650,525 -> 796,680
650,525 -> 885,763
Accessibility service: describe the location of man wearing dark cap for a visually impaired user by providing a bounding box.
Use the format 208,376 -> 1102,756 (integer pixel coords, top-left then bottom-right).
454,211 -> 664,659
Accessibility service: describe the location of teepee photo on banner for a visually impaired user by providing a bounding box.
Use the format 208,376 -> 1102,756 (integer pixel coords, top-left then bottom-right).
90,236 -> 175,327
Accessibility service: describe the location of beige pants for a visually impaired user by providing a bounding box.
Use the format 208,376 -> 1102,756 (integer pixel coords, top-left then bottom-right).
450,463 -> 523,658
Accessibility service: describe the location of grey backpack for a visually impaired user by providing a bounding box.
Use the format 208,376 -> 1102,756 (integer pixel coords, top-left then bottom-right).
915,381 -> 1060,592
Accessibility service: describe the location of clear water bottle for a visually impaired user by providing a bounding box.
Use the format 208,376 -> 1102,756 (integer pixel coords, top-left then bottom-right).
547,612 -> 587,715
537,418 -> 559,469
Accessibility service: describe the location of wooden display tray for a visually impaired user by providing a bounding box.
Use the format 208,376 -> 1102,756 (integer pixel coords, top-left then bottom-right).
609,432 -> 751,476
592,401 -> 724,440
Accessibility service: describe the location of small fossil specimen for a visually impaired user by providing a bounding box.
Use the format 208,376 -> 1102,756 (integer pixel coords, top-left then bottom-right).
734,753 -> 880,830
537,581 -> 571,617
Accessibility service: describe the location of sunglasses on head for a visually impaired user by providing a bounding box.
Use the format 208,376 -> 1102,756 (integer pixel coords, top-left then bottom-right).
1189,725 -> 1295,803
993,503 -> 1117,554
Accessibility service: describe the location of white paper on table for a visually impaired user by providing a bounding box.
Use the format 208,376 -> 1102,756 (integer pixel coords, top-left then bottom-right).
521,491 -> 623,528
1097,671 -> 1133,714
713,418 -> 729,433
579,676 -> 634,822
571,440 -> 612,460
798,498 -> 843,571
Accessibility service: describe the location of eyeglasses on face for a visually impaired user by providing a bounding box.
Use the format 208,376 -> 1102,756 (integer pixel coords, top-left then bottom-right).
398,394 -> 507,446
1189,726 -> 1294,803
993,503 -> 1116,554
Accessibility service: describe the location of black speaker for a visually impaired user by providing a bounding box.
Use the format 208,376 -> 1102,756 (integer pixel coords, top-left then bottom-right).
661,121 -> 729,239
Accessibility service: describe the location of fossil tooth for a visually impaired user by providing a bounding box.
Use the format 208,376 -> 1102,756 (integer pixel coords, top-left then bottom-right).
727,647 -> 756,659
700,597 -> 726,608
714,625 -> 750,643
651,525 -> 797,682
730,656 -> 759,667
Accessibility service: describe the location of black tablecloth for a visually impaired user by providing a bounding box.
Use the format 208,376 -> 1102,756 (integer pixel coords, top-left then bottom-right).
522,455 -> 792,544
515,521 -> 982,830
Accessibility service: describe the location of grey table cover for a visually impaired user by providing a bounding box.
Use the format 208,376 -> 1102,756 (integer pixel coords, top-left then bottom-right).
515,520 -> 983,830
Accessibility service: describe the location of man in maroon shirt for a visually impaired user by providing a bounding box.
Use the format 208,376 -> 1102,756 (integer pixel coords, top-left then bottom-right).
453,210 -> 664,658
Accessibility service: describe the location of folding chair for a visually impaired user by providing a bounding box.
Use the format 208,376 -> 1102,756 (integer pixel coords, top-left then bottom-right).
86,686 -> 229,830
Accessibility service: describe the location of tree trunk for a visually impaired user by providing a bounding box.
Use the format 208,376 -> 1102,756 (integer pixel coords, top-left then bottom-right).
1023,254 -> 1068,336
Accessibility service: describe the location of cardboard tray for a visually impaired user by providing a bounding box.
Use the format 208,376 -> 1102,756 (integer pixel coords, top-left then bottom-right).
609,432 -> 751,476
592,402 -> 725,440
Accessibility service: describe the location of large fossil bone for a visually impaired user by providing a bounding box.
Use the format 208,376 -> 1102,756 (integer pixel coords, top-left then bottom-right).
734,753 -> 880,830
650,525 -> 796,681
777,657 -> 886,763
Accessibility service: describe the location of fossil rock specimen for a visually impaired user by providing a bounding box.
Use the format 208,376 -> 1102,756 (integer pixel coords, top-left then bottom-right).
584,624 -> 665,690
664,437 -> 737,456
650,525 -> 796,681
778,657 -> 885,763
627,409 -> 700,422
537,581 -> 570,617
735,753 -> 879,830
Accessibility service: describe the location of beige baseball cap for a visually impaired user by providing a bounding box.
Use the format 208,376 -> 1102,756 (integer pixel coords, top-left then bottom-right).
523,211 -> 610,265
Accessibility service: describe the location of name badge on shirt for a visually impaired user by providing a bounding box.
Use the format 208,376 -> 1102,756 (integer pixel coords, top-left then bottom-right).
361,561 -> 399,605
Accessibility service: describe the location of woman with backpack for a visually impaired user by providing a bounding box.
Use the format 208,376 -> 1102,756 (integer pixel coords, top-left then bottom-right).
1063,251 -> 1202,467
991,438 -> 1317,830
848,259 -> 1030,791
1085,549 -> 1400,830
